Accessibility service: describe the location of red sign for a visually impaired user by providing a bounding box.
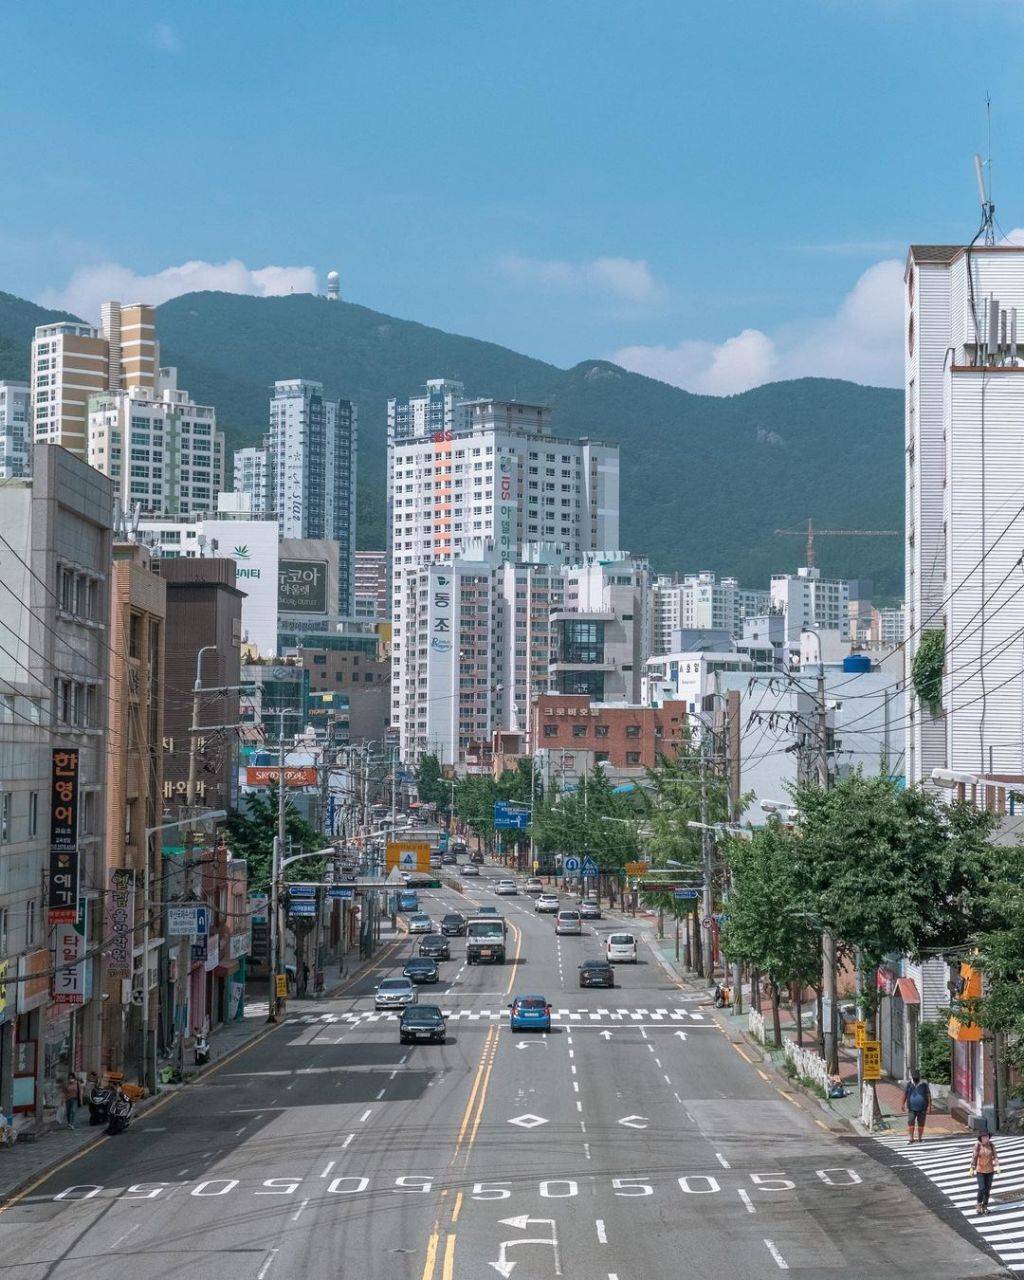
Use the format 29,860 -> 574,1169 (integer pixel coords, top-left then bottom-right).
246,766 -> 318,788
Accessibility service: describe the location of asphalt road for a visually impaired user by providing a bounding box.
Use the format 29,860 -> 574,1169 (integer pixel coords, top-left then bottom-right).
0,867 -> 1010,1279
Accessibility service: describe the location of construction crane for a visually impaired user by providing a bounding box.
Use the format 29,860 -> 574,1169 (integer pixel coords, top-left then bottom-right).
774,518 -> 900,569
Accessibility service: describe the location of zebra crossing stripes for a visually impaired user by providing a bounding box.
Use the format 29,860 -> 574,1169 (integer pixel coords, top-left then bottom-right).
286,1005 -> 706,1027
875,1132 -> 1024,1272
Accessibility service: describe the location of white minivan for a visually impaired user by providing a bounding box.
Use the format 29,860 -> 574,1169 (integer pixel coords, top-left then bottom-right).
606,932 -> 638,963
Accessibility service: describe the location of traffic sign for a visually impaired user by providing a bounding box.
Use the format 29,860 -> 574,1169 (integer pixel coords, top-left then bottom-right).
288,884 -> 316,898
289,900 -> 316,916
329,885 -> 354,900
494,801 -> 530,831
674,888 -> 699,900
386,840 -> 431,873
625,861 -> 650,877
563,856 -> 581,873
275,973 -> 288,998
167,904 -> 209,937
582,856 -> 599,877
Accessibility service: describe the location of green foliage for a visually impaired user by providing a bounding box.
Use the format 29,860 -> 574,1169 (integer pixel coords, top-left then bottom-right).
455,761 -> 535,847
531,766 -> 639,871
416,754 -> 450,813
912,629 -> 945,716
225,789 -> 323,891
956,873 -> 1024,1073
917,1018 -> 952,1085
792,773 -> 996,1016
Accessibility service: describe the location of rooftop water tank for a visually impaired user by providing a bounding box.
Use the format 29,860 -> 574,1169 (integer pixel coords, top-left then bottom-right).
842,654 -> 872,674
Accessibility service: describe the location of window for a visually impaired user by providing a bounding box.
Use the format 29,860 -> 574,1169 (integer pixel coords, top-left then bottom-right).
543,724 -> 558,738
625,725 -> 641,738
0,906 -> 6,954
313,654 -> 327,665
29,790 -> 38,838
0,792 -> 9,841
625,751 -> 641,765
594,724 -> 609,738
25,898 -> 37,945
572,723 -> 587,738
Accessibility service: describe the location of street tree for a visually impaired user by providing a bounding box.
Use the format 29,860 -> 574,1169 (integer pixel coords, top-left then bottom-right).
225,788 -> 323,892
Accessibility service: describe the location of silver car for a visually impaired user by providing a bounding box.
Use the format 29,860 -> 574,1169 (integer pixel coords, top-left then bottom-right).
408,913 -> 434,934
375,977 -> 418,1010
555,910 -> 582,936
494,879 -> 518,895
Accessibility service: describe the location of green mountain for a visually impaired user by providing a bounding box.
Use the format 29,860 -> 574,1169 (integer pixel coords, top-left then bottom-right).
0,289 -> 905,595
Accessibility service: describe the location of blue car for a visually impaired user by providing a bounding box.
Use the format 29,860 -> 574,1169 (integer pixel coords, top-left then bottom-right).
509,996 -> 552,1032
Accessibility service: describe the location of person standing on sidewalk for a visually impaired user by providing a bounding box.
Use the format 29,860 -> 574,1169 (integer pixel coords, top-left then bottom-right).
63,1073 -> 81,1130
971,1132 -> 1000,1214
901,1072 -> 931,1142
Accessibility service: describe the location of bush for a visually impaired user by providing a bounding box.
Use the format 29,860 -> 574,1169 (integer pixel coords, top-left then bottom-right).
918,1017 -> 951,1084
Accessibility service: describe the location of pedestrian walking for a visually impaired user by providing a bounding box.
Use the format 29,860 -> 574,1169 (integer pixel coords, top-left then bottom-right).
63,1073 -> 81,1130
901,1071 -> 931,1142
971,1132 -> 1000,1214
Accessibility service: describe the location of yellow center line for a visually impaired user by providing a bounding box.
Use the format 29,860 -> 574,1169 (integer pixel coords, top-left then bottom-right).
421,1231 -> 440,1280
451,1190 -> 463,1223
441,1232 -> 457,1280
503,920 -> 523,997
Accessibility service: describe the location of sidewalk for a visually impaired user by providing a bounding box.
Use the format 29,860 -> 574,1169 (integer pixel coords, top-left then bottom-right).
642,929 -> 970,1139
0,928 -> 403,1207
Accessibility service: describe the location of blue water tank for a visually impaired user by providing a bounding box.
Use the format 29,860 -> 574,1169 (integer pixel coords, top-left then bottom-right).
842,654 -> 872,674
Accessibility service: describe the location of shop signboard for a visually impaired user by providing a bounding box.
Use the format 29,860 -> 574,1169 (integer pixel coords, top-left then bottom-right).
106,867 -> 135,978
278,559 -> 328,614
246,765 -> 318,787
52,899 -> 87,1005
48,748 -> 80,924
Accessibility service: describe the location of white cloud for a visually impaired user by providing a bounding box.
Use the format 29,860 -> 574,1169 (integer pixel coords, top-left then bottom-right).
498,253 -> 662,304
151,22 -> 182,53
612,259 -> 904,394
39,259 -> 319,322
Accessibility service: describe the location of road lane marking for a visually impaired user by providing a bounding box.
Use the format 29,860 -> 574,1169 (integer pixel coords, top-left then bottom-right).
442,1232 -> 457,1280
764,1239 -> 789,1269
376,1088 -> 386,1100
421,1232 -> 440,1280
451,1191 -> 463,1223
596,1218 -> 608,1243
359,1108 -> 373,1123
257,1248 -> 279,1280
342,1132 -> 355,1148
757,1069 -> 770,1081
110,1224 -> 139,1250
738,1188 -> 756,1213
716,1152 -> 730,1168
734,1045 -> 754,1063
291,1196 -> 310,1222
584,1142 -> 591,1160
321,1161 -> 335,1178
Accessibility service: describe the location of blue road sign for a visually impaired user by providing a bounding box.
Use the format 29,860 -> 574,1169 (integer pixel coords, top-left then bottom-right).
494,800 -> 530,831
581,856 -> 599,877
674,888 -> 699,900
563,856 -> 581,873
329,886 -> 354,901
288,884 -> 316,898
289,900 -> 316,916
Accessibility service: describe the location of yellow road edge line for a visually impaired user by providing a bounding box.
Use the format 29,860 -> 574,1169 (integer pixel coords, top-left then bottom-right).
451,1190 -> 463,1223
442,1232 -> 456,1280
421,1231 -> 440,1280
757,1069 -> 770,1081
815,1118 -> 828,1130
734,1045 -> 753,1063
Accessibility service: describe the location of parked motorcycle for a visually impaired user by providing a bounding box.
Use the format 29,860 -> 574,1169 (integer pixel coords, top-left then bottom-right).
87,1084 -> 112,1127
105,1091 -> 133,1136
713,984 -> 732,1009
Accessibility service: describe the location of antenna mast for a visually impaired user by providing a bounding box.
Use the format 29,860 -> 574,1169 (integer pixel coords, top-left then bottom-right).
975,95 -> 996,246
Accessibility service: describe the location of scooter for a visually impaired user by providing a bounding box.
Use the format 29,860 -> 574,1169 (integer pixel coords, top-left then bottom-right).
713,984 -> 732,1009
105,1092 -> 133,1136
194,1035 -> 210,1066
87,1084 -> 112,1127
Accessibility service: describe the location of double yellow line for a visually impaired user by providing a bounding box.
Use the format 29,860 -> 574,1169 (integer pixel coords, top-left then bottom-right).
422,920 -> 521,1280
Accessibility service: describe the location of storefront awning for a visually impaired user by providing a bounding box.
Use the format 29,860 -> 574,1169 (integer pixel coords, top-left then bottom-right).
895,977 -> 920,1005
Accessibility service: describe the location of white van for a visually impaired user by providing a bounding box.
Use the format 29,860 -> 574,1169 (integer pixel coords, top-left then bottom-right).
606,932 -> 638,963
555,910 -> 582,936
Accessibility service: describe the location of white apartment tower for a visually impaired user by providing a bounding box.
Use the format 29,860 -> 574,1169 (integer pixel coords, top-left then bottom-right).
267,379 -> 357,616
87,367 -> 224,517
905,242 -> 1024,782
771,566 -> 850,644
0,381 -> 30,478
390,397 -> 619,762
233,445 -> 270,514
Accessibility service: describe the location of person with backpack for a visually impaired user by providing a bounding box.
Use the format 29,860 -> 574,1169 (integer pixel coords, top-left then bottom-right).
901,1072 -> 931,1142
971,1131 -> 1000,1214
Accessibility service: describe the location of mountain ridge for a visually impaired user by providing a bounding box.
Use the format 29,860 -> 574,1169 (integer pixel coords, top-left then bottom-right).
0,288 -> 904,596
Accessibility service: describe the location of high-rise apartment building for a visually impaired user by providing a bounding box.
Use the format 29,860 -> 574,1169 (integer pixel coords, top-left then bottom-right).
770,566 -> 850,645
0,381 -> 30,478
904,243 -> 1024,782
87,367 -> 224,517
354,551 -> 388,620
389,398 -> 619,761
31,303 -> 160,458
651,571 -> 770,653
267,379 -> 357,616
233,445 -> 270,514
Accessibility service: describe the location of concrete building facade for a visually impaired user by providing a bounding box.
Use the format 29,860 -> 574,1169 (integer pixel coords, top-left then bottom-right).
0,381 -> 30,478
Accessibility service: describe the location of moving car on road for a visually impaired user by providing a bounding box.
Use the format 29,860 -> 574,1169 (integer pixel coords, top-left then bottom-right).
466,915 -> 507,964
460,863 -> 480,877
524,877 -> 544,895
440,913 -> 467,936
606,932 -> 638,963
398,890 -> 419,912
407,913 -> 434,934
419,934 -> 450,960
494,879 -> 518,895
555,909 -> 582,936
509,995 -> 552,1032
399,1004 -> 447,1044
534,893 -> 559,913
375,977 -> 418,1010
476,905 -> 498,915
579,899 -> 602,920
403,957 -> 440,984
579,959 -> 615,988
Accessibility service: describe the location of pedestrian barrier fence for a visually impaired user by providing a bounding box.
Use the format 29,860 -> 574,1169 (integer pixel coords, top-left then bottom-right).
782,1037 -> 831,1094
748,1008 -> 776,1047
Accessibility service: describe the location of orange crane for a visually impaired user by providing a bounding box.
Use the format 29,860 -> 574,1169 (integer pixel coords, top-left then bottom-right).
774,518 -> 900,569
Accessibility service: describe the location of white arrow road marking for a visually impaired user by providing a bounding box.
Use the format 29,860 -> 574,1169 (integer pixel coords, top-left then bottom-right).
508,1113 -> 549,1129
491,1217 -> 561,1277
618,1115 -> 649,1129
674,1031 -> 688,1041
764,1239 -> 789,1270
599,1030 -> 613,1040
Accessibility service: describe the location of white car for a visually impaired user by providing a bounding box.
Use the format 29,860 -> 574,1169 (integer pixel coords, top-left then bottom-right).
375,977 -> 418,1009
524,877 -> 544,896
460,863 -> 480,877
534,893 -> 560,913
555,910 -> 582,936
606,932 -> 638,963
494,879 -> 518,895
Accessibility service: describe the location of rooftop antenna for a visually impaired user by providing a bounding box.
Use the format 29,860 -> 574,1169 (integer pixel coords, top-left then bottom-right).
974,94 -> 996,246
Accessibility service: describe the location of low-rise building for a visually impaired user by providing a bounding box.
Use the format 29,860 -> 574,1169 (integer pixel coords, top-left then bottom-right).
530,693 -> 687,782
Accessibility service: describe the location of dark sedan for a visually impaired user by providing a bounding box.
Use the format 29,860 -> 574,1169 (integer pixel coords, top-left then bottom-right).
440,913 -> 467,937
403,957 -> 440,985
419,934 -> 450,961
399,1005 -> 447,1044
579,959 -> 615,989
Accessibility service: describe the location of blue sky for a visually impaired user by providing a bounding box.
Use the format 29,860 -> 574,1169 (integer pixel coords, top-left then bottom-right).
3,0 -> 1023,391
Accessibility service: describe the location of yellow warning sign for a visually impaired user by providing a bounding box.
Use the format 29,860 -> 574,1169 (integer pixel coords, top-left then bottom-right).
275,973 -> 288,999
386,840 -> 432,873
861,1040 -> 881,1080
852,1019 -> 866,1048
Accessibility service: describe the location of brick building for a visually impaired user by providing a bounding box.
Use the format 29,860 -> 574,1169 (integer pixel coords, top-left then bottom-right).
530,693 -> 687,771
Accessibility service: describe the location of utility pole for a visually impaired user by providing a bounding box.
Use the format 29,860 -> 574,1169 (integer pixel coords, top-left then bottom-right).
726,688 -> 743,1014
699,732 -> 713,983
269,711 -> 288,1023
815,657 -> 839,1076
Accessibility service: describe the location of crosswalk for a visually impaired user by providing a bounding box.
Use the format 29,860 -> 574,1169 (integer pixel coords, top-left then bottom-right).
875,1132 -> 1024,1272
287,1005 -> 706,1026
